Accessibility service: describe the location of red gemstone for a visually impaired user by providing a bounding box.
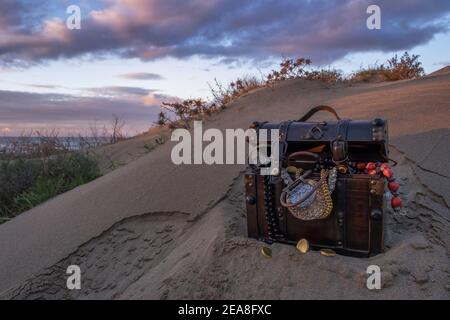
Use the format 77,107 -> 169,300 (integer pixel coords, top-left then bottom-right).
383,168 -> 393,178
388,181 -> 400,192
380,163 -> 390,171
368,169 -> 377,175
366,162 -> 376,171
391,197 -> 403,208
356,162 -> 366,171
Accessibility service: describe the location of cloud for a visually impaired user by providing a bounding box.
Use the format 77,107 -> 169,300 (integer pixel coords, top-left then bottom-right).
0,1 -> 24,28
82,86 -> 155,97
433,61 -> 450,67
142,92 -> 178,106
24,84 -> 64,89
0,89 -> 178,134
118,72 -> 165,80
0,0 -> 449,66
80,86 -> 172,107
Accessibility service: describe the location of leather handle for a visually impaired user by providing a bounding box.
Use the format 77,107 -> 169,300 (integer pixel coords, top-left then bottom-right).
298,105 -> 341,122
287,151 -> 320,163
287,151 -> 319,161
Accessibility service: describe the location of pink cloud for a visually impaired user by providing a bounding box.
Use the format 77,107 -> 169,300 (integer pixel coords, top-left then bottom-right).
0,0 -> 449,66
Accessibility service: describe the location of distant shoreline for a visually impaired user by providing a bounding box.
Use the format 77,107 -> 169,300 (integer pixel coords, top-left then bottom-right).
0,136 -> 108,151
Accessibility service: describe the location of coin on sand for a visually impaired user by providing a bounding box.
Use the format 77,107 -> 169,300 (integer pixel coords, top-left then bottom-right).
296,239 -> 309,254
320,248 -> 336,257
261,247 -> 272,258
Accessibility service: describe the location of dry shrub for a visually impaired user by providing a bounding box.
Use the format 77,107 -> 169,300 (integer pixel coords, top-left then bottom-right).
351,52 -> 424,82
266,58 -> 312,83
305,68 -> 343,83
157,75 -> 265,129
350,64 -> 389,83
1,130 -> 71,161
157,98 -> 219,129
210,75 -> 264,106
266,58 -> 343,84
109,114 -> 127,144
384,52 -> 424,80
156,57 -> 343,129
81,114 -> 127,147
156,53 -> 423,130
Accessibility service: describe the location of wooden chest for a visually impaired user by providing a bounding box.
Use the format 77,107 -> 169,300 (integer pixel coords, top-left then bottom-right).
245,106 -> 389,257
245,172 -> 385,257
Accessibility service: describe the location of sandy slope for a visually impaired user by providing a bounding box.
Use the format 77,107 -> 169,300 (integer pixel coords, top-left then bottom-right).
1,69 -> 449,299
92,126 -> 171,174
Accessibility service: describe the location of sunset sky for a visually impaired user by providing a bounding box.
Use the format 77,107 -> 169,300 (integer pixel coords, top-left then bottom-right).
1,0 -> 450,135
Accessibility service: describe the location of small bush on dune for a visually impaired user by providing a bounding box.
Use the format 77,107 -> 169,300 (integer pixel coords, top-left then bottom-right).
384,52 -> 425,80
350,64 -> 388,83
266,58 -> 312,83
266,58 -> 343,85
156,52 -> 424,129
305,68 -> 343,83
157,98 -> 219,129
351,52 -> 425,82
156,58 -> 343,128
210,75 -> 264,107
157,76 -> 265,129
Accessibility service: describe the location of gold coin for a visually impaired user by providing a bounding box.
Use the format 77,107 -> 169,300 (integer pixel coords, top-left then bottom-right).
286,166 -> 298,174
260,247 -> 272,258
296,239 -> 309,254
337,165 -> 348,174
320,249 -> 336,257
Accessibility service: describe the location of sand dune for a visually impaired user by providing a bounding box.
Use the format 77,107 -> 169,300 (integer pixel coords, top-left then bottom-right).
1,68 -> 449,299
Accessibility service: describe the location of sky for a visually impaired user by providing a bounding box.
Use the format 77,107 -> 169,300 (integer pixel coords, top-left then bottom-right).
0,0 -> 449,136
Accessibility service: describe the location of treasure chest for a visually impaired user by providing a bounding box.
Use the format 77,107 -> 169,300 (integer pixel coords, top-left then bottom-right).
245,106 -> 401,257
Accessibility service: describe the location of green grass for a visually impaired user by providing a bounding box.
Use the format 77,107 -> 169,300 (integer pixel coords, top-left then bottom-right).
13,176 -> 65,213
0,151 -> 101,220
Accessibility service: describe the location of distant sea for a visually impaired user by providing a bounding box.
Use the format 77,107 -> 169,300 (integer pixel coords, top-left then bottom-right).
0,136 -> 107,152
